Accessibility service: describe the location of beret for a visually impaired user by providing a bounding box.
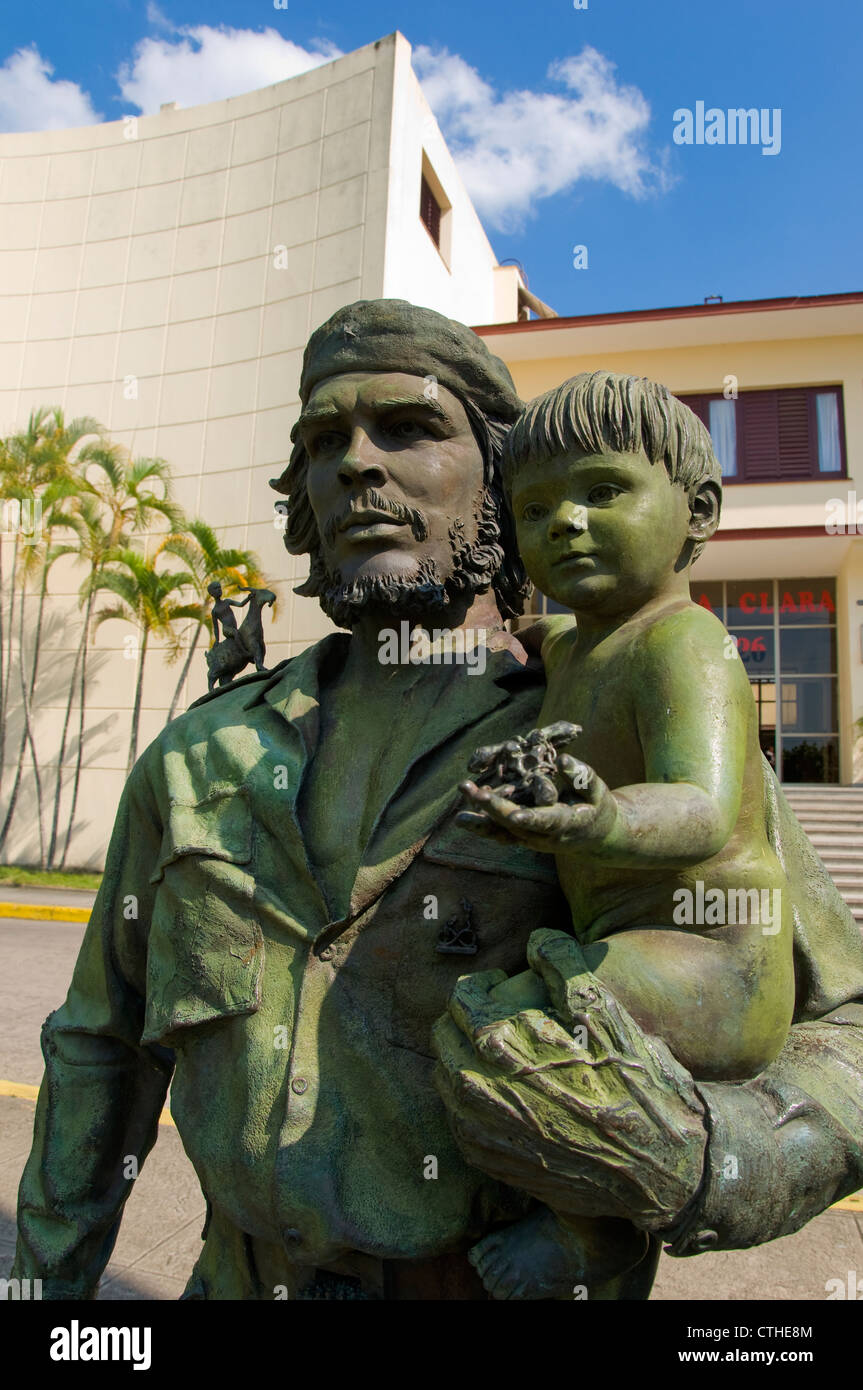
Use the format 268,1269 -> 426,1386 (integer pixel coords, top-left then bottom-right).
294,298 -> 523,428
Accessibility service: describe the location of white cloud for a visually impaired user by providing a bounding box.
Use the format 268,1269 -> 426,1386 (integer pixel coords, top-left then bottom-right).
144,2 -> 175,31
414,44 -> 670,231
117,23 -> 342,115
0,47 -> 101,133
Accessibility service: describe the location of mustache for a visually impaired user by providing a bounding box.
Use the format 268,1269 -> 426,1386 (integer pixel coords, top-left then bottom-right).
323,489 -> 430,546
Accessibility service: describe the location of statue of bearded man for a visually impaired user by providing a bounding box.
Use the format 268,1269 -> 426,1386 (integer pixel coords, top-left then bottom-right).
14,300 -> 863,1301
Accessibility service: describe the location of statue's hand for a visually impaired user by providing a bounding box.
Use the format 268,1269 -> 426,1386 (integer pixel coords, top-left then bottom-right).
457,758 -> 617,855
432,930 -> 707,1232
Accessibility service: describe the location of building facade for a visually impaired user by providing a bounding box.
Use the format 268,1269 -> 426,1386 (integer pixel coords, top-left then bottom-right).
1,29 -> 860,869
0,32 -> 524,866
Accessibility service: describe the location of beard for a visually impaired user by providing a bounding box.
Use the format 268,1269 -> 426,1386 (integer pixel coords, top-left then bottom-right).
311,492 -> 507,631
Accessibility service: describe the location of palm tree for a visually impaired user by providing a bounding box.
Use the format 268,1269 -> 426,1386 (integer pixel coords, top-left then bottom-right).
0,489 -> 82,865
57,445 -> 180,866
158,519 -> 269,720
88,546 -> 199,776
0,408 -> 101,864
46,495 -> 108,870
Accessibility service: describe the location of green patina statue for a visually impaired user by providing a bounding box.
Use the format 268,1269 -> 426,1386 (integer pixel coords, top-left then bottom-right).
206,581 -> 275,691
443,372 -> 795,1296
12,302 -> 863,1301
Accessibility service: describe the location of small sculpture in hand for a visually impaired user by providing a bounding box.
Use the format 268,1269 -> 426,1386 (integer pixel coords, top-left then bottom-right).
205,582 -> 275,691
467,722 -> 581,806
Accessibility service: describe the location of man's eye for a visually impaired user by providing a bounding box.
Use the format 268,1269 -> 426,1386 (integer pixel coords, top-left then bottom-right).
311,431 -> 345,454
387,418 -> 427,440
522,503 -> 548,522
587,484 -> 622,505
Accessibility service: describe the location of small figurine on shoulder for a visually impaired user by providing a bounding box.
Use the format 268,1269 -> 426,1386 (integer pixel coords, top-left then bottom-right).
206,581 -> 275,690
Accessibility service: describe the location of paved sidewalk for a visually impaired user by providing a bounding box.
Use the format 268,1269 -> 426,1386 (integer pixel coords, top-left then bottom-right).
2,914 -> 862,1301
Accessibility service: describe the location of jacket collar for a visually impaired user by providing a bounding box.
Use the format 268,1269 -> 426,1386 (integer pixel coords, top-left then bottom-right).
247,630 -> 541,925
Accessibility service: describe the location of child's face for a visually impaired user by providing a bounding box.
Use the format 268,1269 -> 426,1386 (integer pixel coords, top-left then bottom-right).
511,446 -> 693,616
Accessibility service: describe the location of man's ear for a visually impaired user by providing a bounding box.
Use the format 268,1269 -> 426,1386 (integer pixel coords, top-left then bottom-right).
688,479 -> 721,544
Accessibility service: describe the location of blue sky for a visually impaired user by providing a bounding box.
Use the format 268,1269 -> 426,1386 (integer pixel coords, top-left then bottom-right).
0,0 -> 860,319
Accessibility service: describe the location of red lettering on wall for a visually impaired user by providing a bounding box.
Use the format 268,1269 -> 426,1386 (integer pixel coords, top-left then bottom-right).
695,593 -> 715,612
820,590 -> 836,613
739,592 -> 757,614
798,592 -> 815,613
779,592 -> 797,613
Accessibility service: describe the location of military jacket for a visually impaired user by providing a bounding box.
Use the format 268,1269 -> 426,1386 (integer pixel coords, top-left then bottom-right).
13,633 -> 863,1298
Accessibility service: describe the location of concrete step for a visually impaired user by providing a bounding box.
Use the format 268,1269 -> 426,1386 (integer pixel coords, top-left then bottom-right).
785,796 -> 863,804
784,795 -> 863,808
796,820 -> 863,831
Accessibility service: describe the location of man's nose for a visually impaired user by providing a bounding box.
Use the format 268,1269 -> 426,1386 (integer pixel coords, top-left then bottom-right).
548,504 -> 588,542
337,427 -> 388,489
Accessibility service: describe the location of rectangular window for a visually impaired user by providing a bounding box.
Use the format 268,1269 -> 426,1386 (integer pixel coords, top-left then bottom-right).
420,174 -> 441,248
679,386 -> 846,484
708,398 -> 737,477
815,390 -> 842,473
692,579 -> 839,782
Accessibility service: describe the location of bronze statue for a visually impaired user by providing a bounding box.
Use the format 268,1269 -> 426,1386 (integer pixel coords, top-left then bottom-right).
12,302 -> 863,1302
205,581 -> 275,690
447,372 -> 793,1295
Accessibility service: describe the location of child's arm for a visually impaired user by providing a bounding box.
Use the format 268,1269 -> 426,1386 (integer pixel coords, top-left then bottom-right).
458,609 -> 795,1077
516,614 -> 574,664
460,609 -> 748,869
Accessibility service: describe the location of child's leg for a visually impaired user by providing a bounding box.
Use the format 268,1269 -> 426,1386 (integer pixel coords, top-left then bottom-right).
468,1206 -> 650,1300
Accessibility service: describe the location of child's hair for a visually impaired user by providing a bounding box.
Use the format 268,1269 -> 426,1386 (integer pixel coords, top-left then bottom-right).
503,369 -> 722,499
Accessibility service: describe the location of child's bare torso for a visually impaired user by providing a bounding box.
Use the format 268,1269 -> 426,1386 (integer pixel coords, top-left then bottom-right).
537,605 -> 786,946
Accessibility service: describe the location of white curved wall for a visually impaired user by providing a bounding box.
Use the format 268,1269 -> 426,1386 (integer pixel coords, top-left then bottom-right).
0,31 -> 507,866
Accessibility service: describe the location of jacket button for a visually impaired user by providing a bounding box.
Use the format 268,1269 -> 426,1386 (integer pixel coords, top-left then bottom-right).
291,1077 -> 309,1094
283,1227 -> 302,1247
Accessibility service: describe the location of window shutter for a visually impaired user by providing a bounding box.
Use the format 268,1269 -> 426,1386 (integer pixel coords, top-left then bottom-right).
776,389 -> 817,477
739,391 -> 781,479
677,387 -> 841,483
420,176 -> 441,247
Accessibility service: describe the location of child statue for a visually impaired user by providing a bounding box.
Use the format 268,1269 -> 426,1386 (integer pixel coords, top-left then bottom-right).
456,370 -> 795,1298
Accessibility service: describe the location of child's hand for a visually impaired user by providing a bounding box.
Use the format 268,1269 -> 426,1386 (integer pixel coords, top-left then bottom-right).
457,757 -> 619,855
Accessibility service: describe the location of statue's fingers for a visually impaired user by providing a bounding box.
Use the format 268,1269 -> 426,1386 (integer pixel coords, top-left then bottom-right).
525,929 -> 596,1025
505,803 -> 577,837
446,970 -> 510,1040
455,811 -> 520,846
430,1014 -> 479,1075
459,782 -> 519,816
557,756 -> 601,804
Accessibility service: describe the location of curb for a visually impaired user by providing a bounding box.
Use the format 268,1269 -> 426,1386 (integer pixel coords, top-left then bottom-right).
0,902 -> 90,923
0,1080 -> 175,1128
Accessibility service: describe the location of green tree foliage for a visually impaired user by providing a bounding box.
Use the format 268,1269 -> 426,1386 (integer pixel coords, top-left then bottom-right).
0,410 -> 271,868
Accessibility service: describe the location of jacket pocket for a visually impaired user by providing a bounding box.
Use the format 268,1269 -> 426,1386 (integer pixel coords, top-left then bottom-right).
387,832 -> 570,1059
142,788 -> 263,1046
149,785 -> 253,884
